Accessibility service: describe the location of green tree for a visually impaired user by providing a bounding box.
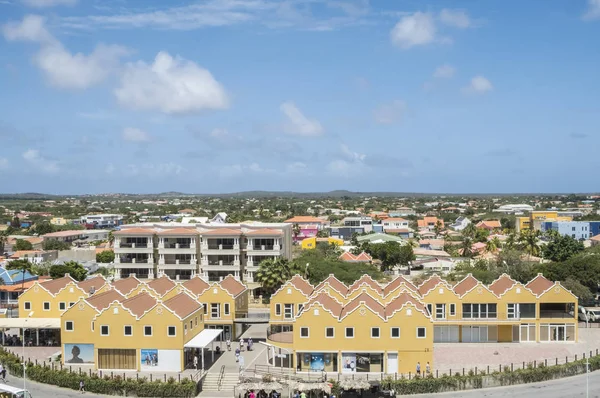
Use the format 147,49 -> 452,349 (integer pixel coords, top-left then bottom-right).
6,259 -> 33,292
14,239 -> 33,251
316,229 -> 329,238
494,249 -> 536,283
94,267 -> 112,277
485,237 -> 501,253
42,240 -> 71,251
255,258 -> 304,294
96,250 -> 115,263
30,261 -> 52,276
49,261 -> 87,281
460,236 -> 474,258
542,232 -> 585,262
398,244 -> 416,266
561,277 -> 592,304
0,230 -> 9,253
518,228 -> 541,257
32,221 -> 55,235
292,224 -> 301,241
474,228 -> 490,243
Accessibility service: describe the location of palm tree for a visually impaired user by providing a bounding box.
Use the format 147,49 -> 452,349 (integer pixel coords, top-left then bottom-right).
462,223 -> 476,239
0,230 -> 7,254
518,229 -> 541,257
505,232 -> 517,249
292,223 -> 301,241
461,236 -> 474,258
255,258 -> 304,294
6,259 -> 33,293
434,220 -> 443,237
485,237 -> 501,253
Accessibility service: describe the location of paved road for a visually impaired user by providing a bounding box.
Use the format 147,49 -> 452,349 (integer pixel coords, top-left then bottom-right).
3,375 -> 109,397
411,371 -> 600,397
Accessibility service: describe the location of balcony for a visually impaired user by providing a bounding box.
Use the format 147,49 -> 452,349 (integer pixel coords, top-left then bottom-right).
247,245 -> 281,252
200,259 -> 240,267
117,257 -> 152,265
267,325 -> 294,345
540,303 -> 575,319
115,242 -> 153,251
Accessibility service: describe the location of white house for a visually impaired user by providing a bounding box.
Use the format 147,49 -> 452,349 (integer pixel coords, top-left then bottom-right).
451,217 -> 471,231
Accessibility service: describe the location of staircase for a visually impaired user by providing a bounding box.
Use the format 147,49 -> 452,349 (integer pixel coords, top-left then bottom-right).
202,372 -> 240,393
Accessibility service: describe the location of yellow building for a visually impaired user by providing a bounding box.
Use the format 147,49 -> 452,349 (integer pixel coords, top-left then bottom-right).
516,211 -> 573,232
50,217 -> 69,226
61,289 -> 204,371
266,273 -> 578,375
300,236 -> 343,250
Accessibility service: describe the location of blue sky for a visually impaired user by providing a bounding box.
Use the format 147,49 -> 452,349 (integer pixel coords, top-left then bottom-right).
0,0 -> 599,194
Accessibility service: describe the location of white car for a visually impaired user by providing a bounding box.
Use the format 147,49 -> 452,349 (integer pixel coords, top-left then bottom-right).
587,308 -> 600,322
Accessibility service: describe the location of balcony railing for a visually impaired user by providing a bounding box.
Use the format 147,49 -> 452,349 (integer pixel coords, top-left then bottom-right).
267,325 -> 294,344
162,243 -> 192,249
119,243 -> 148,248
248,245 -> 281,251
119,258 -> 150,264
540,311 -> 574,319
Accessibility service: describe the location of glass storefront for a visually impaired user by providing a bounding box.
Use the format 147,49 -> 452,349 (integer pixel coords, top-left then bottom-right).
297,353 -> 338,372
341,353 -> 383,373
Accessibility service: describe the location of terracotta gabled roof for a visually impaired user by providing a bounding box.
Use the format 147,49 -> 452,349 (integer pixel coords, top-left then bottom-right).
591,235 -> 600,242
147,276 -> 176,296
453,274 -> 479,296
339,252 -> 356,262
303,292 -> 343,317
476,220 -> 502,229
182,277 -> 210,295
341,292 -> 386,319
156,228 -> 198,236
86,289 -> 124,311
348,275 -> 381,293
111,276 -> 141,295
78,275 -> 106,295
489,274 -> 516,296
245,229 -> 284,236
121,292 -> 157,318
315,275 -> 348,296
220,275 -> 246,297
384,276 -> 417,296
41,275 -> 77,295
289,275 -> 313,296
284,216 -> 324,224
386,292 -> 426,314
163,293 -> 202,319
417,275 -> 444,296
201,228 -> 242,236
526,273 -> 554,295
113,228 -> 155,235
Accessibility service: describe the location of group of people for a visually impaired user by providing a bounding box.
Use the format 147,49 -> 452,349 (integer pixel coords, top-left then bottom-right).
1,334 -> 22,347
246,390 -> 282,398
415,361 -> 432,377
235,337 -> 253,362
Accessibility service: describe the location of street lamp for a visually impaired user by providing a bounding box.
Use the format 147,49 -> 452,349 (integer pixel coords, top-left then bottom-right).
23,311 -> 34,393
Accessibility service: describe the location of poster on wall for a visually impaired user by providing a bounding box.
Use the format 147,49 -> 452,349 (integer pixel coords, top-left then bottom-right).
64,344 -> 94,364
341,353 -> 357,373
310,354 -> 324,371
141,349 -> 159,369
356,354 -> 371,372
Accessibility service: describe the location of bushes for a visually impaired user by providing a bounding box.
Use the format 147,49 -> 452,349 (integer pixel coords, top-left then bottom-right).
0,349 -> 196,397
382,355 -> 600,395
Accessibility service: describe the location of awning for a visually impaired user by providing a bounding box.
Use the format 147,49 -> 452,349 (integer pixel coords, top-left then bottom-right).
184,328 -> 223,349
0,318 -> 60,329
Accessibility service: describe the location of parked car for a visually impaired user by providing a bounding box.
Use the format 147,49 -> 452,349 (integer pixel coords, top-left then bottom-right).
587,308 -> 600,322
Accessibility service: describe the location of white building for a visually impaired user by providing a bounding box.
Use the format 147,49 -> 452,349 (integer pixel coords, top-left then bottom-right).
450,217 -> 471,231
494,204 -> 534,214
80,214 -> 124,228
342,216 -> 373,233
382,217 -> 410,232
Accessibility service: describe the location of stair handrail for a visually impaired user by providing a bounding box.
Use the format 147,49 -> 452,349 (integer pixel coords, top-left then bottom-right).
217,365 -> 226,391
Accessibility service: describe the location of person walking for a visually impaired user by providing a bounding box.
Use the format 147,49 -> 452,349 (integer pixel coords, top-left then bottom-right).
226,338 -> 232,351
193,354 -> 198,370
416,362 -> 421,376
426,361 -> 431,376
235,347 -> 241,362
247,338 -> 253,351
79,379 -> 85,394
240,338 -> 244,351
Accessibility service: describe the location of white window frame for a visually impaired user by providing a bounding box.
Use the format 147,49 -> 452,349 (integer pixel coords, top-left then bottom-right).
297,303 -> 304,315
300,327 -> 310,338
391,327 -> 400,339
507,303 -> 517,319
124,325 -> 133,336
426,304 -> 432,315
43,302 -> 50,311
184,324 -> 188,335
59,302 -> 66,311
211,303 -> 220,319
168,326 -> 176,337
371,327 -> 380,338
436,304 -> 446,319
275,303 -> 281,316
224,303 -> 230,315
65,321 -> 74,332
417,327 -> 427,339
284,304 -> 294,319
325,327 -> 335,338
100,325 -> 109,336
144,325 -> 153,336
24,302 -> 31,311
449,303 -> 456,316
345,327 -> 355,338
91,321 -> 95,332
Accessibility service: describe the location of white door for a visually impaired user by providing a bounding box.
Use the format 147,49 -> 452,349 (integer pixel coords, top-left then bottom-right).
387,353 -> 398,374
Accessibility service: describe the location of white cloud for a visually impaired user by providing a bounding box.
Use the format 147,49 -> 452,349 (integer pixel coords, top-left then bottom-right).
327,159 -> 360,178
115,51 -> 229,115
439,9 -> 472,28
3,15 -> 128,89
583,0 -> 600,20
433,64 -> 455,78
373,100 -> 406,125
286,162 -> 307,173
122,127 -> 150,142
463,75 -> 493,94
22,149 -> 59,173
21,0 -> 76,8
390,12 -> 436,49
219,162 -> 275,178
125,163 -> 185,177
280,101 -> 324,136
340,144 -> 366,162
0,158 -> 8,171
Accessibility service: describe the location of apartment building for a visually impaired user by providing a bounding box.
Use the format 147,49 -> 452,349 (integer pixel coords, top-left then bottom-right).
80,214 -> 125,229
266,273 -> 578,375
540,221 -> 600,240
112,222 -> 292,295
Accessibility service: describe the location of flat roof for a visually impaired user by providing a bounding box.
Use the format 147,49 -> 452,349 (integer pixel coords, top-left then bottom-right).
0,318 -> 60,329
184,328 -> 223,349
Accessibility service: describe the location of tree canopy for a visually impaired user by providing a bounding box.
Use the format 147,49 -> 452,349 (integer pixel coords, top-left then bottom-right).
42,239 -> 71,251
49,261 -> 87,281
14,239 -> 33,251
542,232 -> 585,262
96,250 -> 115,263
255,258 -> 305,294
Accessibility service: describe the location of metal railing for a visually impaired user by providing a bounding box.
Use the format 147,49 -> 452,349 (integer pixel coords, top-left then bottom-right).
217,365 -> 225,391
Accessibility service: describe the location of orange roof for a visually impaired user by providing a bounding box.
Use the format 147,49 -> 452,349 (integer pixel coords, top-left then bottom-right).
182,277 -> 210,295
40,275 -> 77,295
163,293 -> 202,319
385,217 -> 408,222
201,228 -> 242,236
590,235 -> 600,241
417,217 -> 444,228
348,274 -> 381,293
526,274 -> 554,295
418,275 -> 444,295
245,228 -> 284,236
78,275 -> 107,294
453,274 -> 479,296
86,289 -> 125,311
156,228 -> 198,236
112,276 -> 141,295
284,216 -> 324,224
147,276 -> 176,296
289,275 -> 314,296
0,278 -> 47,292
386,292 -> 426,314
304,292 -> 343,316
9,250 -> 45,259
489,274 -> 516,296
339,251 -> 372,263
315,275 -> 348,296
121,292 -> 157,318
113,228 -> 155,235
341,292 -> 386,319
384,276 -> 417,296
42,230 -> 84,238
95,248 -> 112,254
220,275 -> 246,297
476,220 -> 502,229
